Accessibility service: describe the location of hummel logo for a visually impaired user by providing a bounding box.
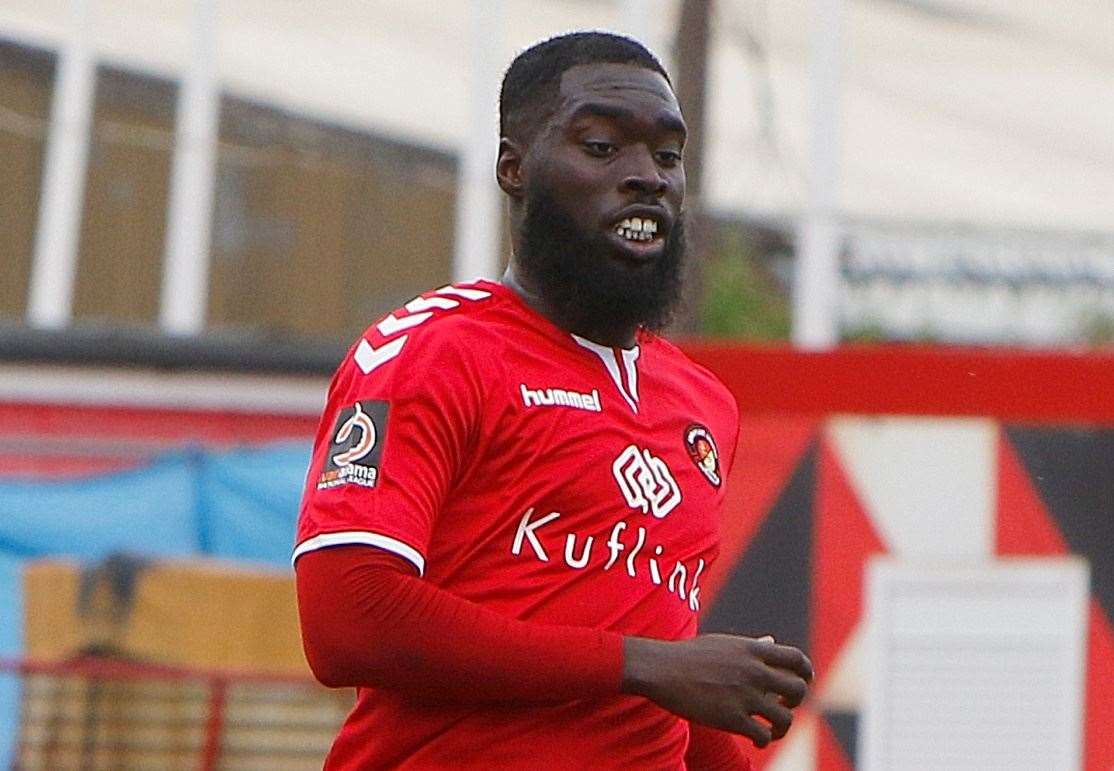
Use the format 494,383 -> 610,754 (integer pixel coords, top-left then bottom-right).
520,384 -> 602,413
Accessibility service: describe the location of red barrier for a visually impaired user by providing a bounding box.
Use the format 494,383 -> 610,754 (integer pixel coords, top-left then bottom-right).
681,343 -> 1114,424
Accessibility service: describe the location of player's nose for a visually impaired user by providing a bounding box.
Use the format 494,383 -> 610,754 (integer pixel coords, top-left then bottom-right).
619,148 -> 668,197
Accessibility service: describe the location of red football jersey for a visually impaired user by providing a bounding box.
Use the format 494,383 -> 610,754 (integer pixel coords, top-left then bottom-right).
295,280 -> 740,769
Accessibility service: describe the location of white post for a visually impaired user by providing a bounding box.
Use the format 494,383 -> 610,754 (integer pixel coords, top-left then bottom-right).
792,0 -> 842,350
452,0 -> 504,282
26,0 -> 96,329
160,0 -> 220,335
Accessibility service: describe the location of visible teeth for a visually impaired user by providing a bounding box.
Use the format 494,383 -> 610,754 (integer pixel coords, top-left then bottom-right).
614,217 -> 659,241
614,227 -> 654,242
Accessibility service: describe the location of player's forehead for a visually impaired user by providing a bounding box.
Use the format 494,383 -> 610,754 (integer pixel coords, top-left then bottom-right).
554,62 -> 683,131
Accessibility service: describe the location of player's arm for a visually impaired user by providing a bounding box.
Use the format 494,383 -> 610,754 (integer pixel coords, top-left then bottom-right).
298,543 -> 811,743
297,544 -> 624,703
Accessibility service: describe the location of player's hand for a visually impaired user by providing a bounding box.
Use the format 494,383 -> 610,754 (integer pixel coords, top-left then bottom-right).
622,634 -> 813,748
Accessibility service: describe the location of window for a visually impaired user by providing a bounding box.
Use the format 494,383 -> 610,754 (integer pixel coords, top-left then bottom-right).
0,39 -> 54,321
72,66 -> 176,327
208,97 -> 458,342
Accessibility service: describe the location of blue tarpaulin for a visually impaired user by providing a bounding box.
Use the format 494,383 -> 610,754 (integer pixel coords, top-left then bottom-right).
0,441 -> 312,766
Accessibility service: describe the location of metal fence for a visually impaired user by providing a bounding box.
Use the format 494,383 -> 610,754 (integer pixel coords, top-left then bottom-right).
2,657 -> 350,771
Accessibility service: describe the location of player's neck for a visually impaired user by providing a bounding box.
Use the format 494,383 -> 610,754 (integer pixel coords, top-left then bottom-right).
501,264 -> 638,349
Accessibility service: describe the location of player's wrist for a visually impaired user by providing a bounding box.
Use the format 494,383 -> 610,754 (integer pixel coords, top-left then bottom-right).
621,636 -> 674,698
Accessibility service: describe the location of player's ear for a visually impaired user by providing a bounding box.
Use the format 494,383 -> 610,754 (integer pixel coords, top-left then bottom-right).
496,138 -> 526,198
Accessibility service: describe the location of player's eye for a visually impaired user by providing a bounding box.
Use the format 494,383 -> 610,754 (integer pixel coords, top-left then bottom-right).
584,141 -> 617,157
656,149 -> 683,166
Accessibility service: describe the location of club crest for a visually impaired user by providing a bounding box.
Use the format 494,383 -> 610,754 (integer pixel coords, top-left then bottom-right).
684,423 -> 721,488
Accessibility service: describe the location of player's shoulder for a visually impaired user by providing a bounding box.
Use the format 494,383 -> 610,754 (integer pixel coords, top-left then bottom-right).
347,280 -> 511,372
645,334 -> 739,417
363,280 -> 507,337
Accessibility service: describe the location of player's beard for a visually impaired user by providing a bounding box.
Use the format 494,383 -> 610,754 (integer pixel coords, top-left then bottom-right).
516,186 -> 687,337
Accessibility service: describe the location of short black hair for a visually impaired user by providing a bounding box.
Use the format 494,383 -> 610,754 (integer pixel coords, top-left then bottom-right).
499,31 -> 671,142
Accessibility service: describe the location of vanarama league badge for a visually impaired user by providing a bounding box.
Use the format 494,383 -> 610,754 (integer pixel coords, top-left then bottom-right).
684,423 -> 721,488
317,400 -> 390,490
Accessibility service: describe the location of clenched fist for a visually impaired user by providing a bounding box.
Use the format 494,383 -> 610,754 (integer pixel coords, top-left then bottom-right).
622,634 -> 814,748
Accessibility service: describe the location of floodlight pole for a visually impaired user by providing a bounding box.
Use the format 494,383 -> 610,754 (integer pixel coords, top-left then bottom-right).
26,0 -> 96,329
160,0 -> 220,335
452,0 -> 505,283
792,0 -> 843,349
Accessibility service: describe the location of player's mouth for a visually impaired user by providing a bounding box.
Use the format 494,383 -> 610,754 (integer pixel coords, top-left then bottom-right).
607,214 -> 666,262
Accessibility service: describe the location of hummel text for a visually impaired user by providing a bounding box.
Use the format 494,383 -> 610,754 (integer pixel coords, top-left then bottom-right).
520,384 -> 602,412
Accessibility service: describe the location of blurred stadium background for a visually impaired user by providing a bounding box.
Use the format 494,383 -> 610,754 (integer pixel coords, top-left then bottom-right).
0,1 -> 1111,768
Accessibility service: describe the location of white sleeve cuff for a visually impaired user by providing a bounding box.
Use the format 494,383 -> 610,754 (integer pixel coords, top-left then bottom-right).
292,531 -> 426,576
